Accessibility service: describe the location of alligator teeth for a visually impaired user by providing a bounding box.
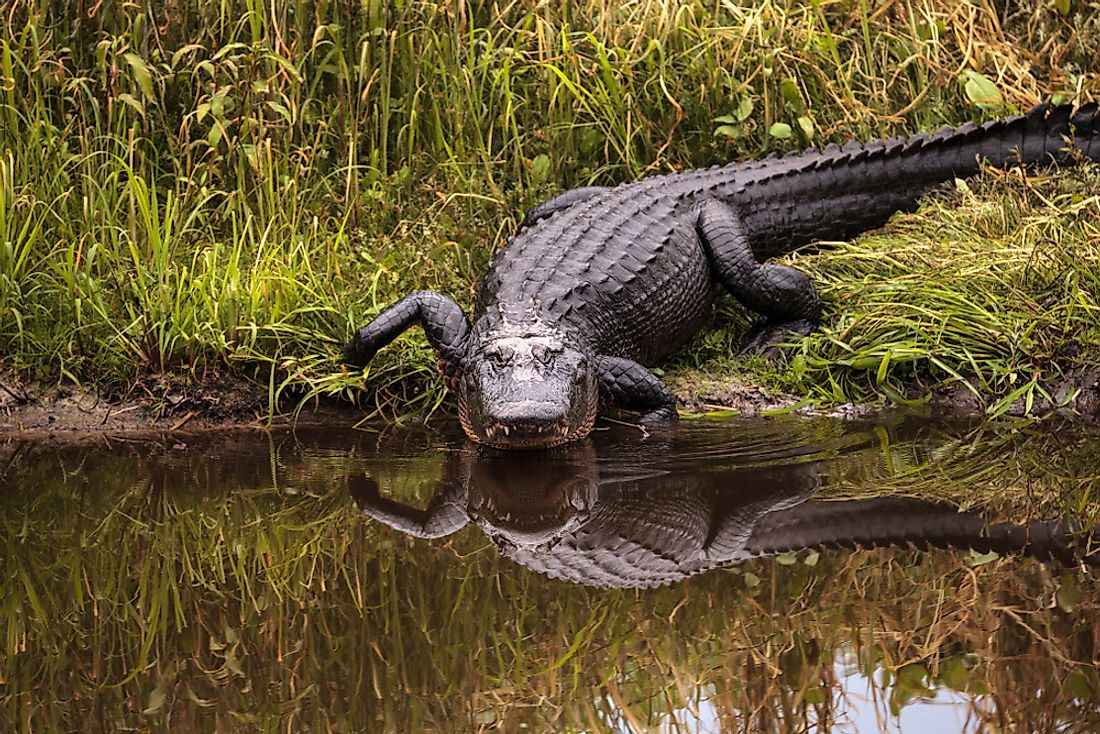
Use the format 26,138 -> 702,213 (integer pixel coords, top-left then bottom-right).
503,425 -> 511,436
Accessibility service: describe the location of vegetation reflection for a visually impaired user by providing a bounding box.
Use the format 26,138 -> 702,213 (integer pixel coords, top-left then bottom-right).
1,418 -> 1099,731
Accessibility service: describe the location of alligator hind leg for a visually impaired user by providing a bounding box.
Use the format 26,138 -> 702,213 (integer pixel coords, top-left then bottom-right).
595,355 -> 678,423
344,290 -> 471,389
696,199 -> 822,355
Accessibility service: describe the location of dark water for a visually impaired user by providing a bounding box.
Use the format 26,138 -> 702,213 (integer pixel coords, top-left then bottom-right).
2,415 -> 1099,732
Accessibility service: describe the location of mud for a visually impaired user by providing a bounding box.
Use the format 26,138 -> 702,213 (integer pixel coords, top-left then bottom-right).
4,368 -> 1100,440
0,372 -> 364,437
924,370 -> 1100,419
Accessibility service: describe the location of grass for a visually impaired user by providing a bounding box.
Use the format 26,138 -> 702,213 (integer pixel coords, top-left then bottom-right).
1,0 -> 1100,420
2,421 -> 1100,731
793,169 -> 1100,410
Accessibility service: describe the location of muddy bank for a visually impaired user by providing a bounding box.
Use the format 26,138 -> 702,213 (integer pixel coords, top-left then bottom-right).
0,373 -> 364,437
5,367 -> 1100,440
2,371 -> 813,436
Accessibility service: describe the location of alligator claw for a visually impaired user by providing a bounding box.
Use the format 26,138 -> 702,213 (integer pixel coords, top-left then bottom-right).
639,406 -> 678,425
343,331 -> 379,368
739,319 -> 816,362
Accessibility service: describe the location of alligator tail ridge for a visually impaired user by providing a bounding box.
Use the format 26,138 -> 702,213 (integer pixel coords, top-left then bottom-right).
735,101 -> 1100,257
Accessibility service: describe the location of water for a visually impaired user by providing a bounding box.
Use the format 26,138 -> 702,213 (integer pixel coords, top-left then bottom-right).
2,414 -> 1099,732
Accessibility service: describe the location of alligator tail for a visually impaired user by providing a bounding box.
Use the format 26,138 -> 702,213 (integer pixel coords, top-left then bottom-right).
735,102 -> 1100,258
743,497 -> 1099,566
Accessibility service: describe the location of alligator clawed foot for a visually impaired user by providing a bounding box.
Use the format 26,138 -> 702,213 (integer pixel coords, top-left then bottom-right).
739,319 -> 816,363
343,332 -> 379,368
639,406 -> 678,426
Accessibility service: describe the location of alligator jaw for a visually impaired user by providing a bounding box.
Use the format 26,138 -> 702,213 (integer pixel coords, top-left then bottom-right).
459,388 -> 599,449
480,418 -> 573,449
468,406 -> 603,449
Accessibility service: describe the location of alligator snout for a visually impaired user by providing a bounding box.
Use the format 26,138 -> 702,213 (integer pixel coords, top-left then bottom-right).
488,399 -> 566,424
482,401 -> 571,447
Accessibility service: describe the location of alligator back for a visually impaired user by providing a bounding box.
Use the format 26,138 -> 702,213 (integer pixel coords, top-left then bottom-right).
476,103 -> 1100,366
476,174 -> 717,365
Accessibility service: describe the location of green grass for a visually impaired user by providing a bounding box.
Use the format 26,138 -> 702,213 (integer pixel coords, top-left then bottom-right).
1,0 -> 1100,419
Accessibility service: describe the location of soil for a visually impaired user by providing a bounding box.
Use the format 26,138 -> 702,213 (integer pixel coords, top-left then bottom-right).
923,369 -> 1100,421
0,372 -> 365,438
5,368 -> 1100,440
670,368 -> 1100,423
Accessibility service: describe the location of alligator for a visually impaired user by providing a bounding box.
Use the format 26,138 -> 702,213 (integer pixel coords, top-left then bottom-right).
350,432 -> 1100,589
345,103 -> 1100,449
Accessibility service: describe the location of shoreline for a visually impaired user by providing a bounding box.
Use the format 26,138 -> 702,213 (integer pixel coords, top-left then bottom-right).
5,368 -> 1100,440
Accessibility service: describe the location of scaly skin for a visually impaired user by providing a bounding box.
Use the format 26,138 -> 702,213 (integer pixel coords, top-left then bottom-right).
350,442 -> 1100,589
346,103 -> 1100,449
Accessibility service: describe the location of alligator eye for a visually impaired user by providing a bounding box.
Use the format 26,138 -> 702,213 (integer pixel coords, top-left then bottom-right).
485,344 -> 507,365
532,345 -> 552,364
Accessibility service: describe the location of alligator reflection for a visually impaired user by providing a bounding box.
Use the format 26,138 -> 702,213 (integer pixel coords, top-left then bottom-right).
351,427 -> 1099,588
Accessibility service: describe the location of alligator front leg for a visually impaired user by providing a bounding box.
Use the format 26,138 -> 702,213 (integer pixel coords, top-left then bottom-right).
348,473 -> 470,539
696,199 -> 822,354
522,186 -> 611,228
344,290 -> 471,390
595,355 -> 678,423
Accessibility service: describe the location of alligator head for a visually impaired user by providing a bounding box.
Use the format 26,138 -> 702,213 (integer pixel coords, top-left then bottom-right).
457,322 -> 599,450
467,441 -> 598,548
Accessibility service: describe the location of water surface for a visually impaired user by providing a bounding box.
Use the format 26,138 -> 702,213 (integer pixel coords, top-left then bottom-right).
2,415 -> 1099,732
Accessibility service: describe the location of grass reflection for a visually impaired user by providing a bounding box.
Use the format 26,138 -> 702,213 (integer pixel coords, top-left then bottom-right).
1,420 -> 1098,732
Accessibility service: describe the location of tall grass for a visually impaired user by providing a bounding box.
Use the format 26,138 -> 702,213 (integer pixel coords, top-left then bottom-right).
1,0 -> 1099,415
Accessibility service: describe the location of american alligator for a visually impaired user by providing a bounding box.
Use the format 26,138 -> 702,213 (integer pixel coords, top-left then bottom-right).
345,103 -> 1100,449
350,432 -> 1100,589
